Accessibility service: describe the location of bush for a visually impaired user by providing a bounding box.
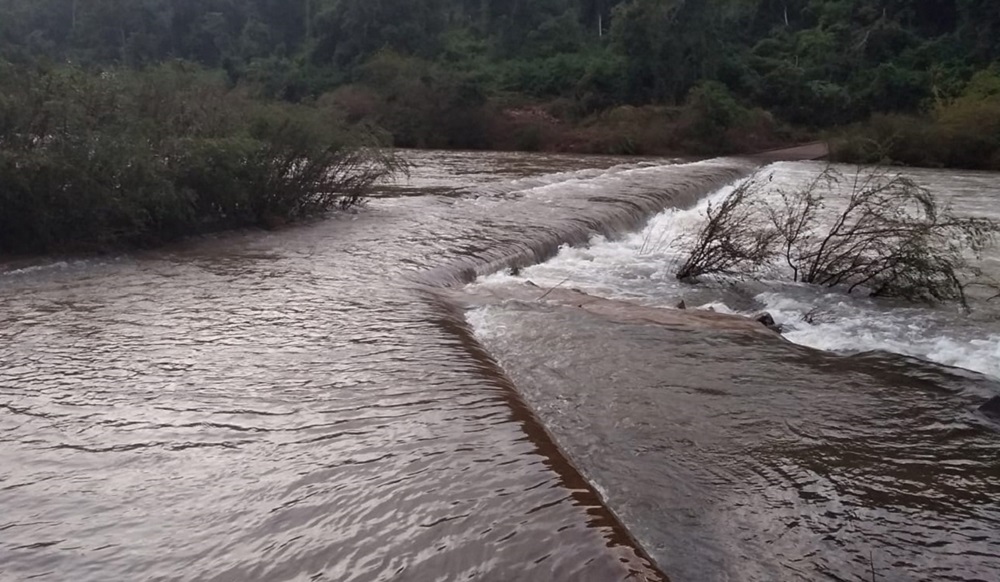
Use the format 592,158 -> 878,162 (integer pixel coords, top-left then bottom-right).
350,51 -> 494,149
683,82 -> 748,135
676,167 -> 999,309
677,81 -> 784,154
831,68 -> 1000,170
0,61 -> 402,254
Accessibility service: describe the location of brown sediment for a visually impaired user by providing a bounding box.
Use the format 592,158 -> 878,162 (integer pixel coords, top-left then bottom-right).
416,283 -> 774,581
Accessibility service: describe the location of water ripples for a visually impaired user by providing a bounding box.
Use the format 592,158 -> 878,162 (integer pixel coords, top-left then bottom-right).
2,152 -> 746,581
7,151 -> 996,582
467,288 -> 1000,581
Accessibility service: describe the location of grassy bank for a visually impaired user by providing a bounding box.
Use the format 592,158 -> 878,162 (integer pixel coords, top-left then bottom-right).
830,68 -> 1000,171
0,61 -> 403,255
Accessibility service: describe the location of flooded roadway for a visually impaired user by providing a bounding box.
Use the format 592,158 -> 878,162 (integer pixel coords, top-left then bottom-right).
2,151 -> 998,582
0,152 -> 746,581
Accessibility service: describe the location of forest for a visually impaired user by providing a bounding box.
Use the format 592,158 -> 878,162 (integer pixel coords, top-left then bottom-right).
3,1 -> 999,159
1,1 -> 999,251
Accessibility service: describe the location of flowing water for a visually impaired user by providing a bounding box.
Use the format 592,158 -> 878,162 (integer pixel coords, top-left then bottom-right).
1,151 -> 998,582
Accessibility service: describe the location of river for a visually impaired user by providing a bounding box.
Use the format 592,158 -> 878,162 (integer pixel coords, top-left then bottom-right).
1,151 -> 998,582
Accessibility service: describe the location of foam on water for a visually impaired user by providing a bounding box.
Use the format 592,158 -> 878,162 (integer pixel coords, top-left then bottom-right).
1,260 -> 71,276
474,179 -> 744,299
473,164 -> 1000,380
757,290 -> 1000,378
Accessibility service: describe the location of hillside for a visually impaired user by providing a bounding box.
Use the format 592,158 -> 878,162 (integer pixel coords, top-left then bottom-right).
2,1 -> 999,165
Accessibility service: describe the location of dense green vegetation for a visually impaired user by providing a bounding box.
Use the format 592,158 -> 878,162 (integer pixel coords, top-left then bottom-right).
0,0 -> 1000,159
1,0 -> 999,215
831,64 -> 1000,169
0,62 -> 401,253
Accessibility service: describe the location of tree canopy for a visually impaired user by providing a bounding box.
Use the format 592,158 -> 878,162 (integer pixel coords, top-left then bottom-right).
1,1 -> 998,162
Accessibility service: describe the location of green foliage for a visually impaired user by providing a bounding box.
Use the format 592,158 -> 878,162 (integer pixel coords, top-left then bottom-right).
832,66 -> 1000,170
334,51 -> 493,149
0,61 -> 401,254
679,81 -> 750,152
1,0 -> 999,161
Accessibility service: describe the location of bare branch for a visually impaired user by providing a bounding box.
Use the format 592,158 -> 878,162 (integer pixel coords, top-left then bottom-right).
675,166 -> 1000,308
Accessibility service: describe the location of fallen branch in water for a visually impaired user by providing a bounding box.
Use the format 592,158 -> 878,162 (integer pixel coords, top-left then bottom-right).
676,166 -> 999,309
537,276 -> 573,301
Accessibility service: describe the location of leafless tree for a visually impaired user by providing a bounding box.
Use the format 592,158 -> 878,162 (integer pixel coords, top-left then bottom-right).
674,178 -> 779,280
676,166 -> 999,309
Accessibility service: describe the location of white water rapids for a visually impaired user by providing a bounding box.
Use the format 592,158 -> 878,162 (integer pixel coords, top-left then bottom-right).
473,160 -> 1000,380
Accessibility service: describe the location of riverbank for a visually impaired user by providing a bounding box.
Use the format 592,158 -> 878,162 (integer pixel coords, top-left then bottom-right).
0,63 -> 403,256
827,69 -> 1000,172
329,80 -> 814,158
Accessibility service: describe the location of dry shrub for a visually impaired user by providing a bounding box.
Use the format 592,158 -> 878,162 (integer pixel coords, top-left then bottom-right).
674,180 -> 778,279
676,167 -> 999,308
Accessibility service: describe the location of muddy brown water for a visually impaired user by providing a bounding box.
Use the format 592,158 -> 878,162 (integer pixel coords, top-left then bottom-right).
2,151 -> 998,582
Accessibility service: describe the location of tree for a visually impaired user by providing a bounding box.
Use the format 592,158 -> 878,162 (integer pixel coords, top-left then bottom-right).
676,167 -> 999,308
